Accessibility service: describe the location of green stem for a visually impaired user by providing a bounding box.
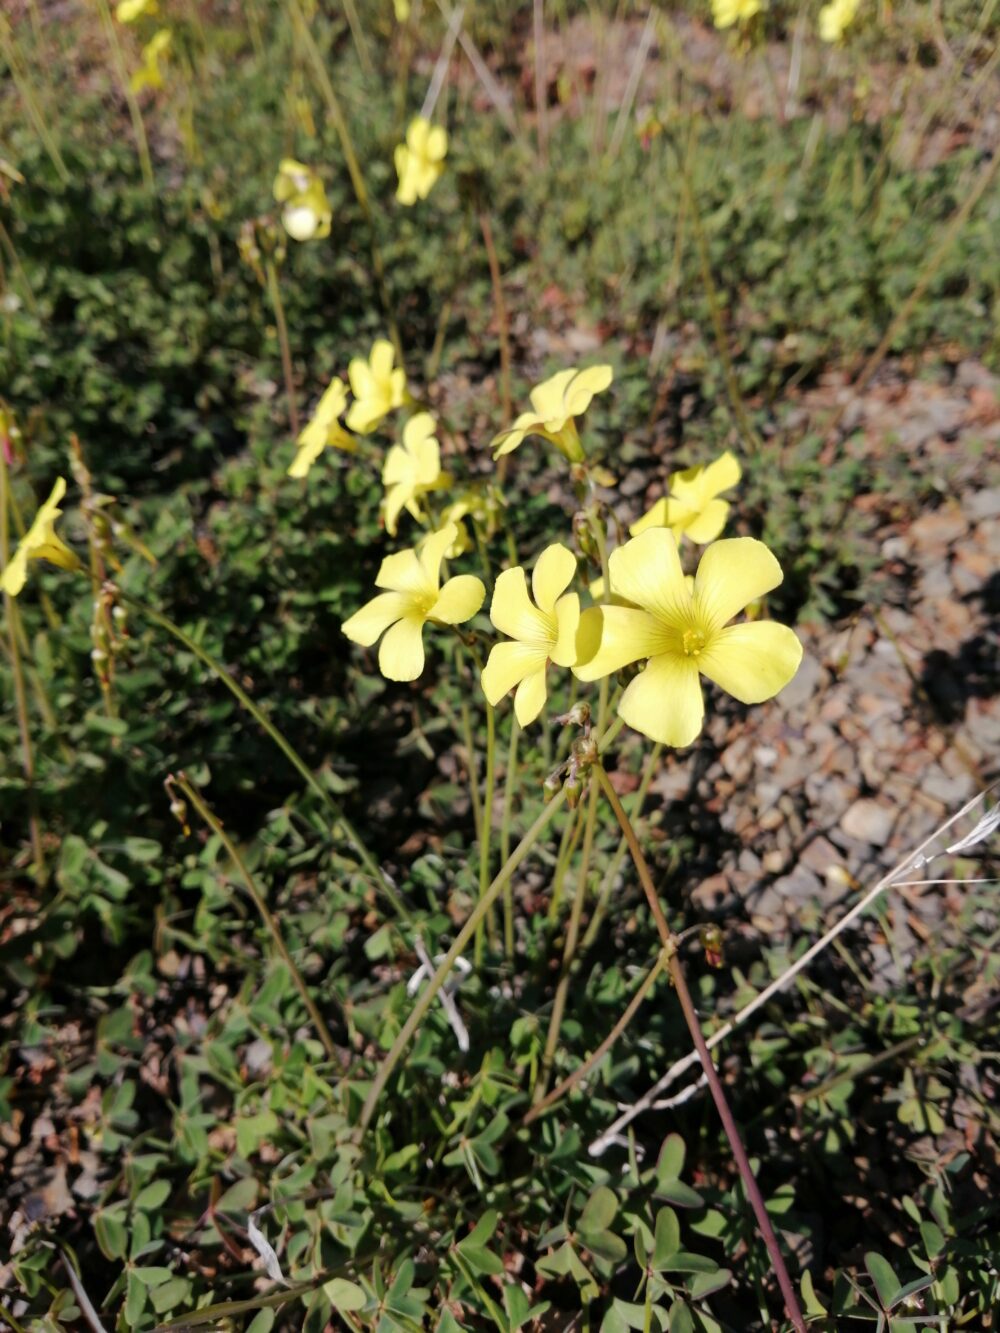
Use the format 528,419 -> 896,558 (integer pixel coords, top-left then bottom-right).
500,717 -> 520,958
546,802 -> 583,925
265,259 -> 300,437
0,452 -> 46,883
358,789 -> 568,1134
288,0 -> 403,364
457,696 -> 482,844
524,949 -> 666,1124
476,698 -> 498,963
0,19 -> 70,185
170,775 -> 343,1068
581,743 -> 662,953
535,769 -> 600,1100
358,715 -> 626,1135
94,0 -> 155,193
592,763 -> 806,1333
119,589 -> 410,925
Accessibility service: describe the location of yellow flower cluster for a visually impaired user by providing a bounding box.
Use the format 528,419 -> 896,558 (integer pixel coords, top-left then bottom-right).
339,355 -> 802,749
395,117 -> 448,207
819,0 -> 861,42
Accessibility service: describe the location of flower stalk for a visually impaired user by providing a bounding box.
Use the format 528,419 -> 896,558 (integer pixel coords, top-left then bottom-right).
592,762 -> 806,1333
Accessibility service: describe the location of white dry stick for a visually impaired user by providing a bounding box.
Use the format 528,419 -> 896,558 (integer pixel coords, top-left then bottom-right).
589,783 -> 999,1156
607,8 -> 658,160
409,937 -> 471,1052
248,1207 -> 287,1285
420,2 -> 465,123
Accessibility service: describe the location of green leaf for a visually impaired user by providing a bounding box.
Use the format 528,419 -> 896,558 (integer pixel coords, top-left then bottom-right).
323,1278 -> 366,1312
655,1179 -> 703,1209
658,1252 -> 718,1275
667,1299 -> 695,1333
459,1209 -> 499,1252
865,1252 -> 901,1308
134,1179 -> 171,1211
800,1270 -> 828,1317
656,1133 -> 686,1184
245,1311 -> 277,1333
580,1185 -> 618,1233
688,1267 -> 731,1300
653,1208 -> 680,1268
919,1221 -> 945,1259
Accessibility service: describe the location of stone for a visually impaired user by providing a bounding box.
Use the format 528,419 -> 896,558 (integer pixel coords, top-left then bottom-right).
771,866 -> 824,906
841,798 -> 896,846
966,487 -> 1000,521
780,651 -> 825,711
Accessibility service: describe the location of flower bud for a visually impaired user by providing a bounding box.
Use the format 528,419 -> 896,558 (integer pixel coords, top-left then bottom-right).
700,924 -> 724,969
542,772 -> 563,802
564,772 -> 585,809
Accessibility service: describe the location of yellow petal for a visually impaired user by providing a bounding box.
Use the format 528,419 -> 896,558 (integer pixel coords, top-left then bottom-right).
694,538 -> 783,631
395,145 -> 417,205
283,205 -> 319,241
341,592 -> 409,646
490,566 -> 550,643
347,356 -> 375,403
382,443 -> 413,488
289,425 -> 327,477
314,377 -> 348,424
481,640 -> 547,707
530,369 -> 576,426
573,605 -> 666,680
619,654 -> 704,747
700,449 -> 741,498
418,523 -> 458,588
376,548 -> 430,597
407,117 -> 431,153
425,125 -> 448,161
382,481 -> 409,537
1,547 -> 28,597
531,542 -> 576,614
370,339 -> 396,382
551,593 -> 580,667
430,574 -> 485,624
700,621 -> 803,704
403,412 -> 436,450
608,528 -> 691,627
378,614 -> 426,681
514,666 -> 548,727
562,364 -> 613,417
682,498 -> 730,544
629,497 -> 671,536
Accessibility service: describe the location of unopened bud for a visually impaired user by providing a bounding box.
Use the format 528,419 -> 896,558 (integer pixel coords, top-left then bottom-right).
564,772 -> 585,809
562,702 -> 590,728
700,924 -> 724,969
542,772 -> 563,802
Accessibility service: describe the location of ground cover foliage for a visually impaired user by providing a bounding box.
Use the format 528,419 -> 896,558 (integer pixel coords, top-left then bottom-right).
1,0 -> 999,1329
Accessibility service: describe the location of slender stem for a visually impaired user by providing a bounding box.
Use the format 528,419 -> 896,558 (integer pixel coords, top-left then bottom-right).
478,210 -> 512,428
476,699 -> 498,963
170,775 -> 344,1070
524,950 -> 666,1124
499,717 -> 520,958
0,453 -> 45,882
592,763 -> 806,1333
581,743 -> 662,953
119,590 -> 410,925
358,716 -> 627,1135
536,772 -> 600,1100
0,19 -> 70,184
546,802 -> 583,925
458,696 -> 482,843
358,789 -> 568,1134
288,0 -> 403,363
94,0 -> 155,192
532,0 -> 548,164
265,259 -> 300,437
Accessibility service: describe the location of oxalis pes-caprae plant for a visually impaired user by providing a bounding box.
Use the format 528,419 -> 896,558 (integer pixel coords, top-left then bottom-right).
5,349 -> 810,1326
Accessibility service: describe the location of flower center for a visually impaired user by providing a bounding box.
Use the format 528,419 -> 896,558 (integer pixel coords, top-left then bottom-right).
682,626 -> 707,657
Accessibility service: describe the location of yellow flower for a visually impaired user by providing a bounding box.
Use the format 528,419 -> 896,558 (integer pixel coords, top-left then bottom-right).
345,339 -> 407,434
630,450 -> 741,545
342,524 -> 484,681
819,0 -> 860,42
382,412 -> 450,536
574,528 -> 802,747
712,0 -> 763,28
130,28 -> 171,93
491,365 -> 614,463
395,117 -> 448,206
116,0 -> 158,21
272,159 -> 332,242
437,499 -> 473,557
481,544 -> 581,726
393,0 -> 411,20
1,477 -> 81,598
288,378 -> 357,478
